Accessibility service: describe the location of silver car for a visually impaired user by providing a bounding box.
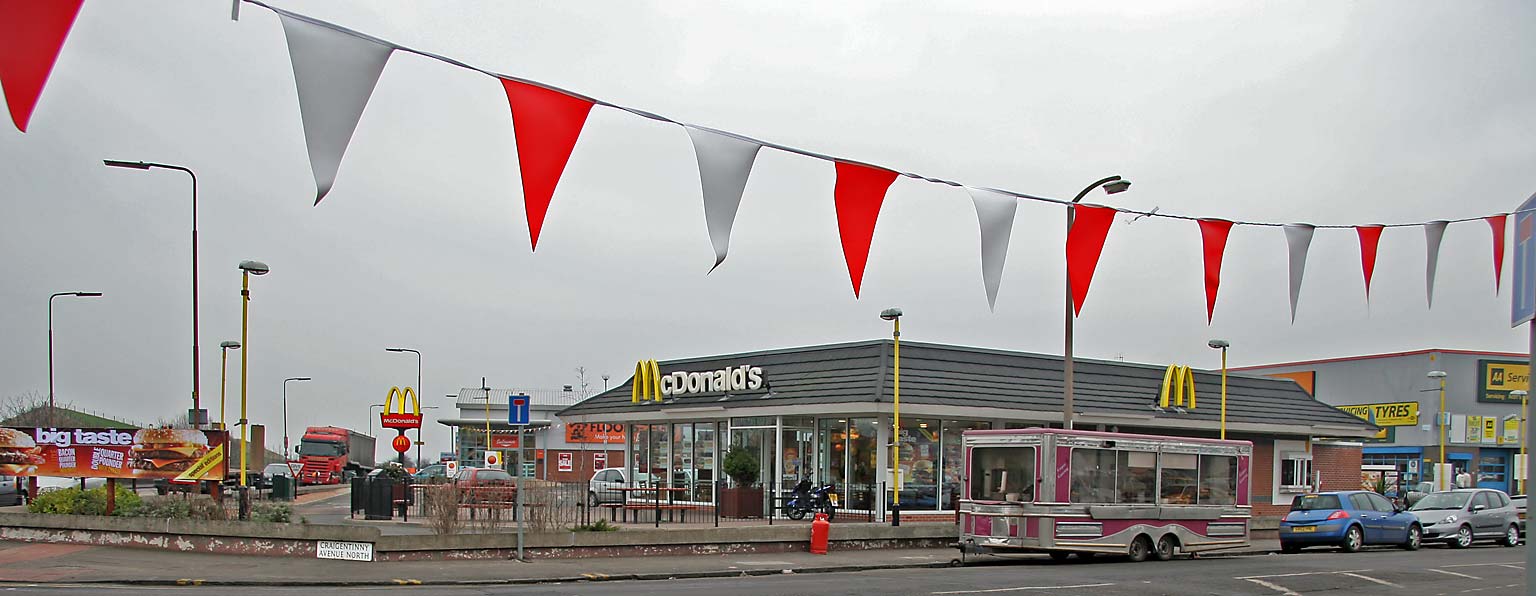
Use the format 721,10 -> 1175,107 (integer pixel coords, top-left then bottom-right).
1407,489 -> 1521,548
0,475 -> 19,506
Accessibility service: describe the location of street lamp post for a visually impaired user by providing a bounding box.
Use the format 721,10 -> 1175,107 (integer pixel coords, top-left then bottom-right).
369,404 -> 386,437
418,406 -> 441,467
1515,389 -> 1529,495
47,291 -> 103,426
880,307 -> 902,526
282,377 -> 312,461
1427,370 -> 1448,484
1208,339 -> 1231,440
1063,176 -> 1131,430
237,260 -> 269,520
218,341 -> 241,429
385,348 -> 422,466
104,160 -> 203,427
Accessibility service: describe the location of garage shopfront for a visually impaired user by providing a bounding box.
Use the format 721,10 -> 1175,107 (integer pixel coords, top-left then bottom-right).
560,340 -> 1378,517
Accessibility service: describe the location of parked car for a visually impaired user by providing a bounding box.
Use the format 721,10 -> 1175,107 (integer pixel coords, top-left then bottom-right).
455,467 -> 516,503
262,462 -> 298,487
0,475 -> 19,506
1407,489 -> 1521,548
1279,491 -> 1423,553
587,468 -> 666,506
1508,494 -> 1525,536
37,476 -> 107,493
412,464 -> 450,484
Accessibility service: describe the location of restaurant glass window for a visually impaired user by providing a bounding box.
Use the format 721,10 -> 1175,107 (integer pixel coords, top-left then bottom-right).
847,418 -> 879,510
818,419 -> 849,487
644,424 -> 669,487
941,420 -> 991,509
969,447 -> 1035,501
1160,453 -> 1199,504
1199,455 -> 1237,505
892,418 -> 940,510
1069,448 -> 1117,503
1117,451 -> 1156,504
672,424 -> 694,492
1477,454 -> 1507,485
694,422 -> 717,500
782,417 -> 814,488
728,423 -> 773,489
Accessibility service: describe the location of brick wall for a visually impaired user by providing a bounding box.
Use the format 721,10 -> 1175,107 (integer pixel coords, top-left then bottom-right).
533,449 -> 625,483
1249,440 -> 1285,517
1313,442 -> 1364,492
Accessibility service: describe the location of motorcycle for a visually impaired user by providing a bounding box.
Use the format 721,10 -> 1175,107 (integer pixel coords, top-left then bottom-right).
783,477 -> 838,520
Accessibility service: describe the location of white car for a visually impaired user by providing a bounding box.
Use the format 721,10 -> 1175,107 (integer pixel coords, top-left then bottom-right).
587,468 -> 666,506
36,476 -> 107,493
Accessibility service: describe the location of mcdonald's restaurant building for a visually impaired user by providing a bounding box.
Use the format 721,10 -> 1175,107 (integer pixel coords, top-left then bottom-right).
559,340 -> 1377,519
1237,349 -> 1532,495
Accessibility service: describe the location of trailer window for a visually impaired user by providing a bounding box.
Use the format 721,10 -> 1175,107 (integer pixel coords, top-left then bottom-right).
1199,455 -> 1237,505
1159,453 -> 1199,505
1069,449 -> 1118,503
1118,451 -> 1156,504
969,447 -> 1035,502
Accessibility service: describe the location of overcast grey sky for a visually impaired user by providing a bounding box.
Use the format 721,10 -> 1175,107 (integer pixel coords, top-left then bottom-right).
3,1 -> 1533,460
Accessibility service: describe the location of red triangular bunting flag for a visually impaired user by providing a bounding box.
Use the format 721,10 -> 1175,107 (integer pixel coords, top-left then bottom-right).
1198,219 -> 1234,323
1487,215 -> 1507,294
1356,225 -> 1385,299
0,0 -> 84,132
501,80 -> 594,251
832,162 -> 897,297
1066,204 -> 1118,317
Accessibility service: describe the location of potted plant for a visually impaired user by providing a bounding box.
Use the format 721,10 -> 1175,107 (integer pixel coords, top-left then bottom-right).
719,446 -> 763,518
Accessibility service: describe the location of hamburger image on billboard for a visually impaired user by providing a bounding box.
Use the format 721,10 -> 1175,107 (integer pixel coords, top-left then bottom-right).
131,429 -> 209,474
0,428 -> 44,475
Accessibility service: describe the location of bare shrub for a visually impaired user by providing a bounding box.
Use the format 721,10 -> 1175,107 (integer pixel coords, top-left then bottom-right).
424,484 -> 464,535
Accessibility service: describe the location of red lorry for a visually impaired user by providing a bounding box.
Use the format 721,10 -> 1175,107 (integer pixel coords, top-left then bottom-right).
296,426 -> 376,485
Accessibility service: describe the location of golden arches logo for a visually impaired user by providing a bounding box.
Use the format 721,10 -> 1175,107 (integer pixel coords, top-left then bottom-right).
1159,365 -> 1197,409
385,386 -> 420,415
632,359 -> 662,403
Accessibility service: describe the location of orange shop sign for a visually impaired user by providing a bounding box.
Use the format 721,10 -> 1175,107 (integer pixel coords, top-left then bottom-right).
566,423 -> 625,444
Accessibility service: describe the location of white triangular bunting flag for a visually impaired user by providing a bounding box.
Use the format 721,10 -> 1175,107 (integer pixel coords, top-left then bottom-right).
1284,224 -> 1315,322
685,126 -> 762,271
966,187 -> 1018,311
1424,220 -> 1448,308
278,14 -> 393,204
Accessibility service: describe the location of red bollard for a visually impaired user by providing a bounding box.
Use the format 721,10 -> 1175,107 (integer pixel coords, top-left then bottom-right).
809,512 -> 830,555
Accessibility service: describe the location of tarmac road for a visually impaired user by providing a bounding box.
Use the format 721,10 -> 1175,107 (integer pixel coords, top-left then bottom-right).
0,544 -> 1524,595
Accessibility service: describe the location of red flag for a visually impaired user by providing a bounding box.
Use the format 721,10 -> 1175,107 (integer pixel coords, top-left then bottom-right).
832,162 -> 897,297
0,0 -> 84,132
1356,225 -> 1385,299
501,80 -> 594,251
1487,215 -> 1507,294
1066,204 -> 1117,317
1198,219 -> 1234,323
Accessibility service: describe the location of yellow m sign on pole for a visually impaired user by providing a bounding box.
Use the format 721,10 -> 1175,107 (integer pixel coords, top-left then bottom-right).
632,359 -> 662,403
1159,365 -> 1197,409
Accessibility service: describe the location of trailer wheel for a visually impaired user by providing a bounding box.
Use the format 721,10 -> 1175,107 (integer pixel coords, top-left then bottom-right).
1154,535 -> 1178,561
1127,535 -> 1153,563
1048,551 -> 1071,562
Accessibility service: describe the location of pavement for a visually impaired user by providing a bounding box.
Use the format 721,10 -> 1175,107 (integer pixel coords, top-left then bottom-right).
0,537 -> 1288,587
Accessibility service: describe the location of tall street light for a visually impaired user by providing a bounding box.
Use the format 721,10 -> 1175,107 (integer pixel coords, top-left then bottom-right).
880,307 -> 903,526
48,291 -> 103,425
217,341 -> 241,429
1208,339 -> 1231,440
236,259 -> 269,519
386,347 -> 423,466
104,160 -> 204,427
1427,370 -> 1448,472
368,403 -> 386,437
1063,175 -> 1131,430
282,377 -> 312,461
418,405 -> 441,466
1514,389 -> 1529,496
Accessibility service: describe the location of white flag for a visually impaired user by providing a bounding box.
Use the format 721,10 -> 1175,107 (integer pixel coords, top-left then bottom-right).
966,187 -> 1018,311
1424,220 -> 1448,308
1284,224 -> 1315,322
278,14 -> 393,204
686,126 -> 761,271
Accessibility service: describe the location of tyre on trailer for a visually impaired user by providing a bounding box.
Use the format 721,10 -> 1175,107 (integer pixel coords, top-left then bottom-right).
1127,535 -> 1153,563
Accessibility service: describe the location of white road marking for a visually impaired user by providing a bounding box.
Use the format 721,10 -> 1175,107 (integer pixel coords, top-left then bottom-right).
931,583 -> 1114,594
1338,572 -> 1400,588
1497,564 -> 1523,570
1241,578 -> 1302,596
1441,561 -> 1524,568
1236,569 -> 1373,579
1428,568 -> 1482,580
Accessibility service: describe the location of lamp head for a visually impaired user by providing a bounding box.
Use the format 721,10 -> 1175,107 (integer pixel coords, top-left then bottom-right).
1102,178 -> 1132,194
1207,339 -> 1230,349
880,307 -> 903,321
1512,389 -> 1529,398
1427,370 -> 1448,379
74,292 -> 103,297
220,340 -> 241,349
238,260 -> 270,275
102,159 -> 151,170
288,377 -> 312,382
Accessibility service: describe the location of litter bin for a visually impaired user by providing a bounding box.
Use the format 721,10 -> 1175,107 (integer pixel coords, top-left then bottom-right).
271,475 -> 294,501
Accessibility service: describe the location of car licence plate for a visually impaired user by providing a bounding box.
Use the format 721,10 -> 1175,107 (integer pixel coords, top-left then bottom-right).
829,494 -> 839,506
1291,526 -> 1316,533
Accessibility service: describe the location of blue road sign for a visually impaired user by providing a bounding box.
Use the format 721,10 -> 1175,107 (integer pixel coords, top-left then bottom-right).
1513,192 -> 1536,327
508,394 -> 531,426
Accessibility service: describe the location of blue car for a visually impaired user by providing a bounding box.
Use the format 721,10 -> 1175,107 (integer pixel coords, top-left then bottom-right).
1279,491 -> 1422,553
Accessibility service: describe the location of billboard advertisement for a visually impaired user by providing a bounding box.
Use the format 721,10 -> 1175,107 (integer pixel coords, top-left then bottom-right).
0,427 -> 229,481
566,422 -> 625,444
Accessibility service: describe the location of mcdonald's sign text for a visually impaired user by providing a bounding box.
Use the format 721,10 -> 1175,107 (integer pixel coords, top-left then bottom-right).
381,386 -> 422,430
633,359 -> 763,403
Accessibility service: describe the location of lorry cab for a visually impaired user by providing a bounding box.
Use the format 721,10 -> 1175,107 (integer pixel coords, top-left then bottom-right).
297,426 -> 376,484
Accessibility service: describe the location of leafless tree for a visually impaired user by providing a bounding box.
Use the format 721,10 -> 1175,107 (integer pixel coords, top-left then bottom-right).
573,366 -> 593,399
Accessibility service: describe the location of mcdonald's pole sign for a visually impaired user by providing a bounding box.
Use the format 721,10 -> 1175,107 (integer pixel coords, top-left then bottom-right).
380,386 -> 422,430
1159,365 -> 1197,409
